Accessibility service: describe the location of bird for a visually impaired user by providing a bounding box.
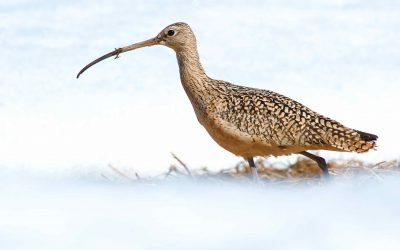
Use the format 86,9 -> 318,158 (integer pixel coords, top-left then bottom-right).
77,22 -> 378,180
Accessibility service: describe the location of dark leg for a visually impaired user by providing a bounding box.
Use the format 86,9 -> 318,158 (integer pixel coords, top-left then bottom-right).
248,157 -> 259,182
298,151 -> 330,178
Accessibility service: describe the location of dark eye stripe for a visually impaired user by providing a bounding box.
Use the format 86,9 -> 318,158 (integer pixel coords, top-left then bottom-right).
167,30 -> 175,36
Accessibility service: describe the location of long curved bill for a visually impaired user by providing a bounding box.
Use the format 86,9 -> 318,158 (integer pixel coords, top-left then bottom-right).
76,37 -> 160,78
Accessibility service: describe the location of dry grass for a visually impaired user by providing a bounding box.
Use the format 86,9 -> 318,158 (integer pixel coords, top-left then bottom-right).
104,154 -> 400,184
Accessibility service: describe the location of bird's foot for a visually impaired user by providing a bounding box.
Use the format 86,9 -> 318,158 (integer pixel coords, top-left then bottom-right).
250,167 -> 260,183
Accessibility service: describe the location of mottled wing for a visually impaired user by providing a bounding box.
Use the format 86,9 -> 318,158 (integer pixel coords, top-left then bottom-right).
218,84 -> 377,152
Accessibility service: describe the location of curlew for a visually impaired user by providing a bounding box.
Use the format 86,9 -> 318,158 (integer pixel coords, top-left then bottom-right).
77,22 -> 378,180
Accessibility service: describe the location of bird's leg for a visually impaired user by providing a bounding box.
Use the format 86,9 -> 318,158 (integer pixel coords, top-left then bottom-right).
248,158 -> 260,182
298,151 -> 330,178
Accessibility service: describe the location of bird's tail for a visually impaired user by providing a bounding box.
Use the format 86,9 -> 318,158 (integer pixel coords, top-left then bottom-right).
318,118 -> 378,153
349,130 -> 378,153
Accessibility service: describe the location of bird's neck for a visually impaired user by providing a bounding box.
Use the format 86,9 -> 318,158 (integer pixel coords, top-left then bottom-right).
175,47 -> 213,106
176,47 -> 207,83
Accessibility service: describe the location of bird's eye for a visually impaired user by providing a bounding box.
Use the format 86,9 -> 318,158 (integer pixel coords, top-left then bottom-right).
167,30 -> 175,36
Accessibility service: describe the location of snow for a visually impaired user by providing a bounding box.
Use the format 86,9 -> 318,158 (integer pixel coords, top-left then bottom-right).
1,169 -> 400,250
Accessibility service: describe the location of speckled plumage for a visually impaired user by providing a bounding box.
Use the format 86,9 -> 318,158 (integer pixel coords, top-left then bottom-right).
77,22 -> 378,178
171,22 -> 377,159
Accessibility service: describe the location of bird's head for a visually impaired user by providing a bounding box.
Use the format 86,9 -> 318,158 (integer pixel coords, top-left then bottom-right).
77,22 -> 195,78
157,22 -> 196,51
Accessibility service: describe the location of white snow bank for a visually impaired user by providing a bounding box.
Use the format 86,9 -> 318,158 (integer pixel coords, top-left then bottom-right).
1,169 -> 399,250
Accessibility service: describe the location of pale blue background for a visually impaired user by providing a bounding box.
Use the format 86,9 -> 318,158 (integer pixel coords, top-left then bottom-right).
1,0 -> 399,173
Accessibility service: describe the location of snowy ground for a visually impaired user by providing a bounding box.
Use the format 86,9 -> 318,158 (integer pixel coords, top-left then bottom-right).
1,169 -> 400,250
